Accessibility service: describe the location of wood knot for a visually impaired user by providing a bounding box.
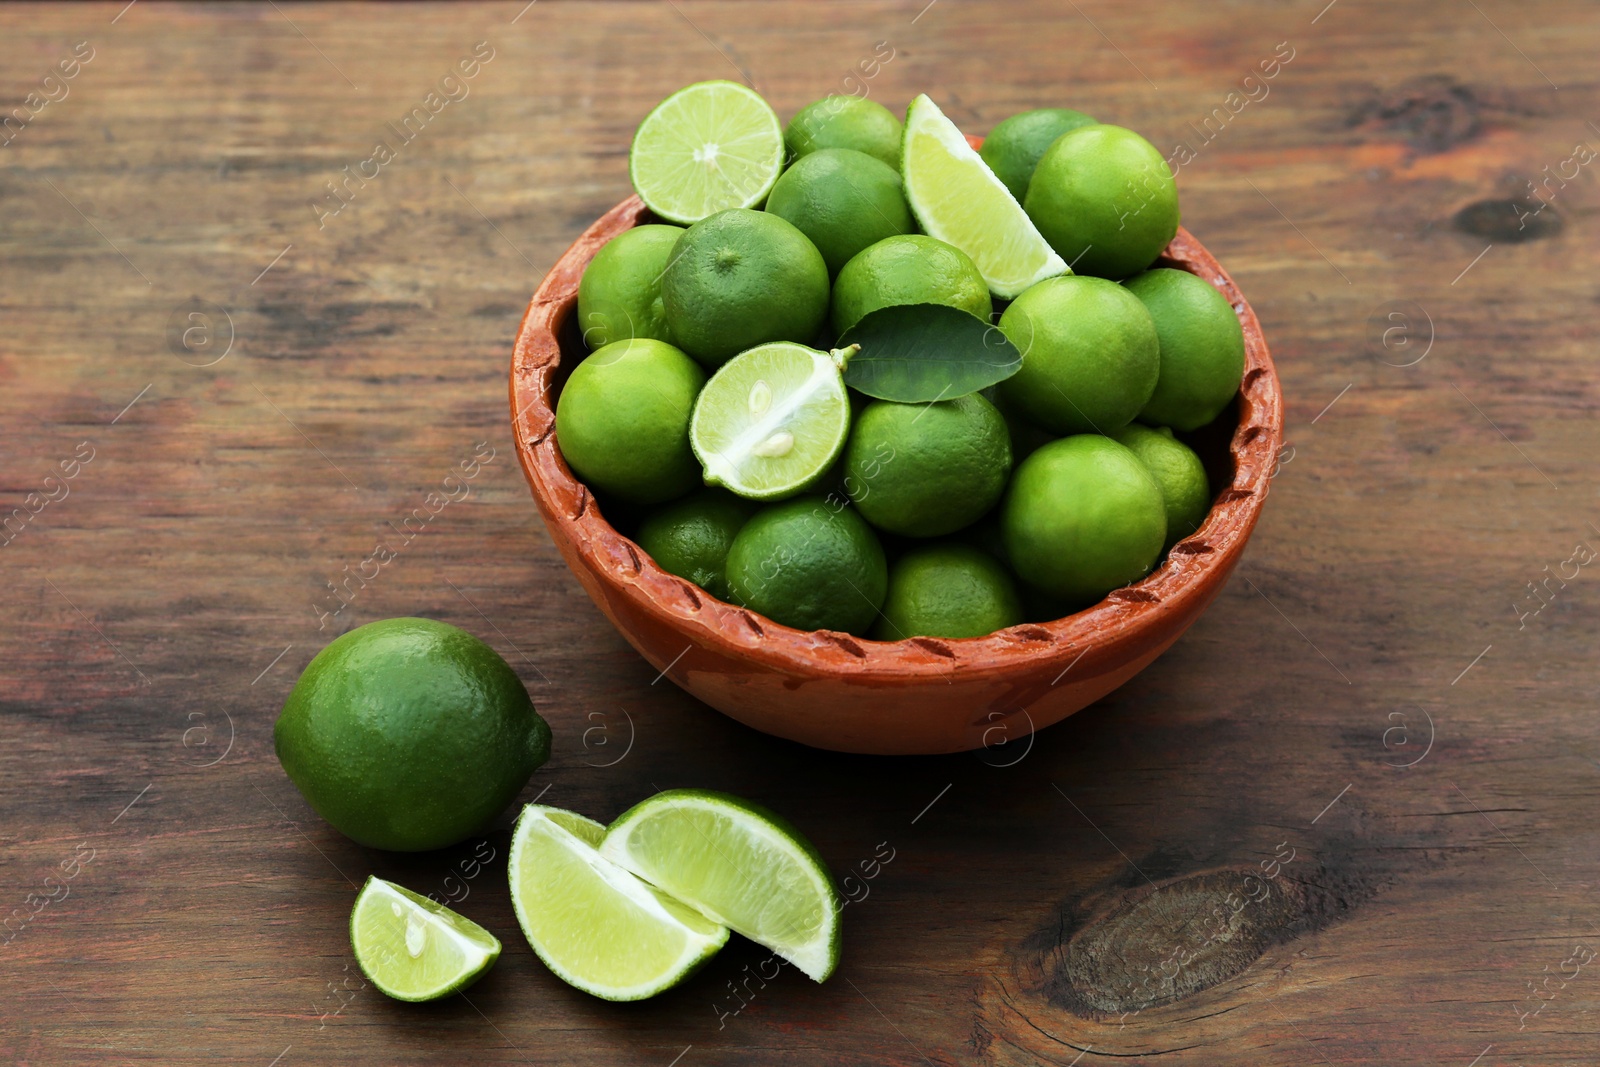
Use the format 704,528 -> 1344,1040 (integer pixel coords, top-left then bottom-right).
1453,197 -> 1562,243
1348,74 -> 1481,153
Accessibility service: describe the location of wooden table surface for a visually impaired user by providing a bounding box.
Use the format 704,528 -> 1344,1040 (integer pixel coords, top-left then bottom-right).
5,1 -> 1599,1063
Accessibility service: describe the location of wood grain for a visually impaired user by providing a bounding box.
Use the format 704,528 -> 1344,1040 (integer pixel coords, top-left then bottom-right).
3,1 -> 1600,1064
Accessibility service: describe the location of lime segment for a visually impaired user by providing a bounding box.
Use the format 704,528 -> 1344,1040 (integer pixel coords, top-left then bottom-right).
508,805 -> 729,1001
600,789 -> 842,982
349,876 -> 501,1002
689,342 -> 852,500
630,81 -> 785,225
901,94 -> 1068,298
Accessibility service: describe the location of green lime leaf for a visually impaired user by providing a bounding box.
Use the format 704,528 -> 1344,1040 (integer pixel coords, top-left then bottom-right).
837,303 -> 1022,403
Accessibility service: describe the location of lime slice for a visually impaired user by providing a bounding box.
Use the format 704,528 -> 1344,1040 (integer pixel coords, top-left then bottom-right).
349,876 -> 501,1002
508,804 -> 729,1001
689,342 -> 852,501
630,81 -> 785,225
901,94 -> 1069,299
599,789 -> 841,982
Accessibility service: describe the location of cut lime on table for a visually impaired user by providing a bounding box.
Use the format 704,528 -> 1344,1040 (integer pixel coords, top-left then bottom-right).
508,804 -> 729,1001
349,876 -> 501,1002
630,81 -> 785,225
600,789 -> 841,982
689,342 -> 853,501
901,94 -> 1069,298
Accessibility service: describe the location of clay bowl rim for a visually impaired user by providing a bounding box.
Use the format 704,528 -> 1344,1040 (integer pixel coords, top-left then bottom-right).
510,147 -> 1283,685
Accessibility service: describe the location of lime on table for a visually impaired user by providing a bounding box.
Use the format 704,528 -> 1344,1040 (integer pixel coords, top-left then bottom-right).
508,805 -> 730,1002
723,497 -> 888,634
831,234 -> 993,336
350,876 -> 501,1002
274,618 -> 551,852
901,93 -> 1068,298
630,81 -> 785,225
689,342 -> 852,501
600,789 -> 841,982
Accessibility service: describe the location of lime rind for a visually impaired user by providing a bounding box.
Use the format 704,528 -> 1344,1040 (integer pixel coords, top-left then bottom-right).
689,342 -> 852,501
630,81 -> 786,225
508,804 -> 729,1002
349,876 -> 501,1003
901,94 -> 1069,299
599,788 -> 842,983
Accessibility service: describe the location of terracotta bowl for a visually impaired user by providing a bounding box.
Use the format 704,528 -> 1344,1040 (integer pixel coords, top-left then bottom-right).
511,138 -> 1283,755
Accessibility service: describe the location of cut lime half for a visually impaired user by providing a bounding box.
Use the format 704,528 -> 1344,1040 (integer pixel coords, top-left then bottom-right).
599,789 -> 841,982
689,342 -> 852,501
349,876 -> 501,1002
508,804 -> 729,1001
901,94 -> 1069,298
630,81 -> 786,224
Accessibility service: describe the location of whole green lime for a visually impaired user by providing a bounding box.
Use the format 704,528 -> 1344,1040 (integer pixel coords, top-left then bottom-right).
1124,268 -> 1246,431
998,275 -> 1159,435
785,96 -> 904,169
1111,423 -> 1210,549
979,107 -> 1098,202
765,148 -> 914,276
724,498 -> 887,634
576,224 -> 685,349
662,209 -> 830,367
1025,124 -> 1179,280
832,234 -> 993,336
636,488 -> 759,598
1001,435 -> 1167,605
844,394 -> 1011,537
274,618 -> 551,852
874,543 -> 1022,640
555,337 -> 704,504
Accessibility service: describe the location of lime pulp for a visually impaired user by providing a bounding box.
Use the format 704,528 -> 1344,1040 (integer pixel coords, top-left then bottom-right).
630,81 -> 785,225
349,876 -> 501,1002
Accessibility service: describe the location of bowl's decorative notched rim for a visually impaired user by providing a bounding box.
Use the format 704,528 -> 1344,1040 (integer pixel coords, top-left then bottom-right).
511,181 -> 1283,690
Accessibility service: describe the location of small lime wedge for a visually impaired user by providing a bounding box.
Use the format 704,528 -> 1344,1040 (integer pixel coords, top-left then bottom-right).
689,342 -> 852,501
349,876 -> 501,1002
901,94 -> 1069,298
508,804 -> 729,1001
599,789 -> 841,982
630,81 -> 786,225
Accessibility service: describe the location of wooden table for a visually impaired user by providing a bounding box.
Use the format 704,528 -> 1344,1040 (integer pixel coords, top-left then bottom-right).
4,2 -> 1597,1063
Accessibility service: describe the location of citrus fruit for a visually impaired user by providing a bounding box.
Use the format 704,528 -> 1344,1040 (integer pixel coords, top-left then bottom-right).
723,497 -> 887,633
661,208 -> 830,367
630,81 -> 785,225
1124,268 -> 1246,431
764,148 -> 914,276
635,488 -> 758,598
901,93 -> 1068,298
979,107 -> 1098,202
1001,435 -> 1167,605
873,543 -> 1023,640
576,224 -> 685,348
1025,123 -> 1179,280
997,275 -> 1159,435
689,341 -> 852,501
785,95 -> 903,169
600,789 -> 841,982
508,805 -> 729,1001
843,393 -> 1011,537
555,337 -> 705,504
831,234 -> 992,336
350,876 -> 501,1002
274,617 -> 551,852
1111,423 -> 1211,549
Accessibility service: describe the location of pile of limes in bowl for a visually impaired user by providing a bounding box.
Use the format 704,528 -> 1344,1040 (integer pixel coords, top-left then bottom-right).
558,81 -> 1246,640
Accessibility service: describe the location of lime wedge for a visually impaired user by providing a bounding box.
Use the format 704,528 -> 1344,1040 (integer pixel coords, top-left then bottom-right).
508,804 -> 729,1001
630,81 -> 785,225
689,342 -> 852,501
599,789 -> 841,982
349,876 -> 501,1002
901,94 -> 1069,298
